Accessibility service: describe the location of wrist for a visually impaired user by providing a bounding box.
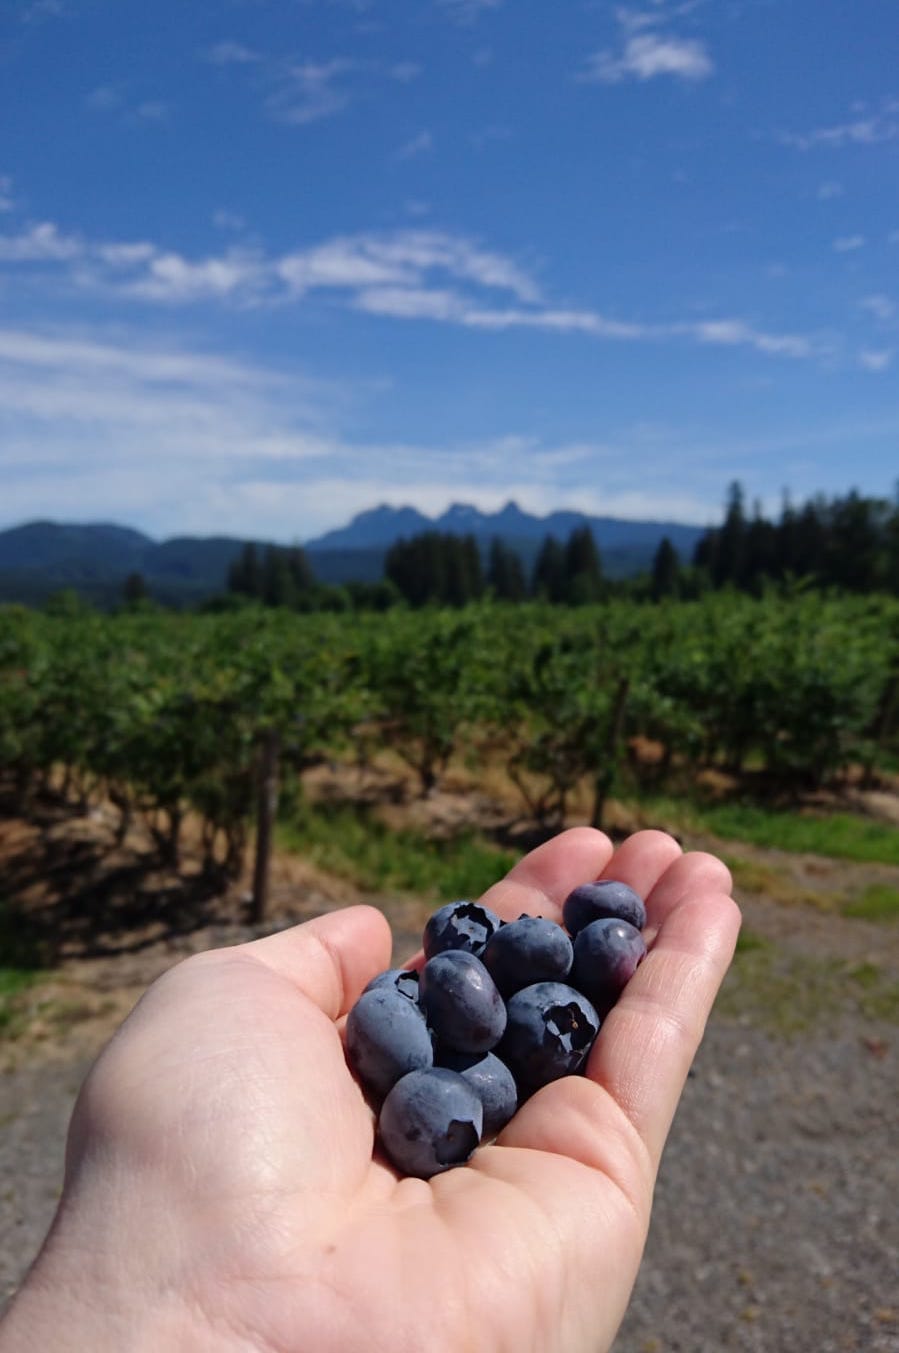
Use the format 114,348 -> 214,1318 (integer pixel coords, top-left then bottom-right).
0,1184 -> 240,1353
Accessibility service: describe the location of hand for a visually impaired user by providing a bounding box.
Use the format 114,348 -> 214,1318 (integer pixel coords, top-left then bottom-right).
0,828 -> 739,1353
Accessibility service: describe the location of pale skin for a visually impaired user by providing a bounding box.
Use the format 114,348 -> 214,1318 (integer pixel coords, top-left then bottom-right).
0,828 -> 740,1353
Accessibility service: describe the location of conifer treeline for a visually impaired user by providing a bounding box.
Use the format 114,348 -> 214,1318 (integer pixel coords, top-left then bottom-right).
692,483 -> 899,594
222,486 -> 899,611
384,526 -> 603,607
227,542 -> 316,607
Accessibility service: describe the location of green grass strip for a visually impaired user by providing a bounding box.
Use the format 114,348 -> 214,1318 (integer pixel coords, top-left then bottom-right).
841,884 -> 899,922
278,804 -> 517,902
641,797 -> 899,866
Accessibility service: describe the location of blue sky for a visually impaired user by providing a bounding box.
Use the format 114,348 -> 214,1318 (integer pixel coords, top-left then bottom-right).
1,0 -> 897,542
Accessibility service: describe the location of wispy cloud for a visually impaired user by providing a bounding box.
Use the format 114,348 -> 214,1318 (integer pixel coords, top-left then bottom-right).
860,294 -> 895,321
86,84 -> 171,123
833,235 -> 865,253
20,0 -> 65,22
395,130 -> 433,160
581,7 -> 713,86
0,219 -> 820,362
265,58 -> 357,125
203,41 -> 425,126
859,349 -> 893,373
0,325 -> 723,539
206,40 -> 261,66
583,32 -> 713,83
779,99 -> 899,151
0,176 -> 15,213
389,62 -> 422,83
86,84 -> 123,111
212,208 -> 247,233
817,180 -> 843,200
0,222 -> 82,262
436,0 -> 503,26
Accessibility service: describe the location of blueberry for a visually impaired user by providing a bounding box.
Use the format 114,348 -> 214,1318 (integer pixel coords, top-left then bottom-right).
378,1068 -> 483,1179
423,900 -> 502,959
363,968 -> 420,1003
562,880 -> 646,936
345,986 -> 434,1102
570,918 -> 646,1015
419,950 -> 507,1054
438,1050 -> 518,1138
500,982 -> 600,1096
481,915 -> 573,997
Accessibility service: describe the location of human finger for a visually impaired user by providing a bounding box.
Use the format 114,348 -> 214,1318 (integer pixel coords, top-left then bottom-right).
643,850 -> 733,936
497,885 -> 739,1184
240,904 -> 394,1019
587,885 -> 741,1167
480,826 -> 616,923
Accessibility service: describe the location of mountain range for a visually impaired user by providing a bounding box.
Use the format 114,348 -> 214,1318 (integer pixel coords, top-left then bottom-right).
0,503 -> 708,606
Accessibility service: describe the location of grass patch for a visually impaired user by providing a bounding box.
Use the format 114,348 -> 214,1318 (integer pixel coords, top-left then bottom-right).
0,900 -> 44,1037
278,803 -> 517,902
717,937 -> 899,1033
639,796 -> 899,866
723,855 -> 833,910
841,884 -> 899,923
734,926 -> 768,954
0,968 -> 39,1036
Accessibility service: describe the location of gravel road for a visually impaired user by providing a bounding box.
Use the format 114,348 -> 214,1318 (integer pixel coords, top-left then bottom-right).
2,1005 -> 896,1352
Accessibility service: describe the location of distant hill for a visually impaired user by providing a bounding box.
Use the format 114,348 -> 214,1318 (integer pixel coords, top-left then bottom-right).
0,504 -> 708,606
305,500 -> 706,584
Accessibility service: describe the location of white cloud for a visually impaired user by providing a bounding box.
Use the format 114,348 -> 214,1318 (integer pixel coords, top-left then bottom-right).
20,0 -> 65,21
859,349 -> 893,373
860,294 -> 895,321
0,329 -> 275,388
689,318 -> 812,359
134,101 -> 170,122
94,241 -> 158,267
0,325 -> 725,538
265,58 -> 356,125
0,222 -> 82,262
436,0 -> 503,25
0,217 -> 821,365
0,176 -> 15,213
817,180 -> 843,200
86,85 -> 170,123
121,249 -> 268,303
395,130 -> 433,159
583,32 -> 713,83
389,62 -> 422,82
833,235 -> 865,253
212,209 -> 247,232
780,102 -> 899,151
86,84 -> 123,111
205,41 -> 261,65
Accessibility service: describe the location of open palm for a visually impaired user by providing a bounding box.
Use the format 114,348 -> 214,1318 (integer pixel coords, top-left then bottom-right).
5,828 -> 739,1353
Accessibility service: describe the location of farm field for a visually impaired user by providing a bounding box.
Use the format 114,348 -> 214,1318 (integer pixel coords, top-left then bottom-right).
1,595 -> 898,1350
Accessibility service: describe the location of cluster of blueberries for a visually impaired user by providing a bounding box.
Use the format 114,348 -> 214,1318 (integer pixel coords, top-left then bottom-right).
345,880 -> 648,1179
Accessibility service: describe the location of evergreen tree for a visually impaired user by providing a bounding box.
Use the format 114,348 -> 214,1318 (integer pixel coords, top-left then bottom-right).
743,502 -> 778,593
532,535 -> 566,602
650,537 -> 680,601
287,545 -> 315,593
563,525 -> 603,604
713,481 -> 747,587
228,542 -> 261,599
261,546 -> 294,608
487,537 -> 526,601
122,571 -> 148,605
